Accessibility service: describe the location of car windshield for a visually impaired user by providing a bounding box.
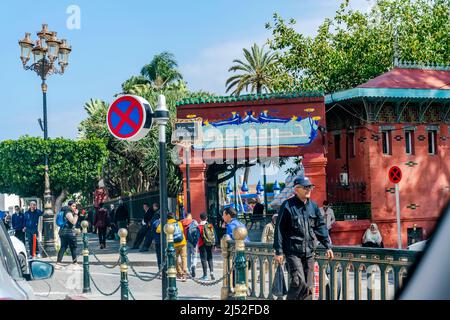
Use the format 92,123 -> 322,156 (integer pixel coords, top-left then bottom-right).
0,220 -> 22,280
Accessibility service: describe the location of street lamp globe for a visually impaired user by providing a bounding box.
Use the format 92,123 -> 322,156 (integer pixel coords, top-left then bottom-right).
46,32 -> 61,62
37,24 -> 51,49
58,39 -> 72,71
31,40 -> 46,63
18,32 -> 34,65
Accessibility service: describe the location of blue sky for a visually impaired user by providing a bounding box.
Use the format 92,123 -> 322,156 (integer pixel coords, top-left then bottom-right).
0,0 -> 371,142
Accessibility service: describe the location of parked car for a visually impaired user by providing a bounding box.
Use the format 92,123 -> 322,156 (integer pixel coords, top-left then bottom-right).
0,220 -> 54,300
407,240 -> 428,251
8,229 -> 28,274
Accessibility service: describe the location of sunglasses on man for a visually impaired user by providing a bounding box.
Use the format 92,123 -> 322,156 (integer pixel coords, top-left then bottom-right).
295,185 -> 315,190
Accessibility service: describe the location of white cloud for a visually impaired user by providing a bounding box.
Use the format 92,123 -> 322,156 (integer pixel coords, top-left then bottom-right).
180,37 -> 268,95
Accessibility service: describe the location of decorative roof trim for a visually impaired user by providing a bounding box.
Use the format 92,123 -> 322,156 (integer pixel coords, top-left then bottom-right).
394,59 -> 450,71
176,91 -> 323,106
325,88 -> 450,104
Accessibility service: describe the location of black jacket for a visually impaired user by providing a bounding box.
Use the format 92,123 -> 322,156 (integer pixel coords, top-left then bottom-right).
273,196 -> 331,257
115,205 -> 129,223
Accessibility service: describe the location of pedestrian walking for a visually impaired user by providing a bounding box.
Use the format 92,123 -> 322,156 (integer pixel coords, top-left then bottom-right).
261,214 -> 278,278
115,200 -> 129,230
319,201 -> 336,232
94,207 -> 109,249
222,207 -> 249,241
151,213 -> 162,273
273,176 -> 334,300
261,214 -> 277,244
23,201 -> 44,258
181,213 -> 199,278
198,213 -> 216,281
55,201 -> 80,269
157,213 -> 187,281
107,204 -> 117,240
11,206 -> 25,244
140,203 -> 160,252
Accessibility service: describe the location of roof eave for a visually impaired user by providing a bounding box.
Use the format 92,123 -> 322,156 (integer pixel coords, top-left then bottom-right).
325,88 -> 450,105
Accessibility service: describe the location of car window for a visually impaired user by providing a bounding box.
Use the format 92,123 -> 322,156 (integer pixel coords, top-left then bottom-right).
0,220 -> 22,280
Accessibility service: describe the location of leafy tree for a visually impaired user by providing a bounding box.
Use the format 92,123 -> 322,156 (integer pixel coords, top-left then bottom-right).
140,51 -> 183,90
0,137 -> 107,213
266,0 -> 450,93
79,57 -> 214,198
226,43 -> 278,95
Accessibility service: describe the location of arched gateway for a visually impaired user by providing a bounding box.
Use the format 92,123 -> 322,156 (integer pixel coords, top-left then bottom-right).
174,92 -> 327,224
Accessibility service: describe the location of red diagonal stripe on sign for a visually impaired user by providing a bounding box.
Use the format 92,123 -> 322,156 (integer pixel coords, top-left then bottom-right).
111,103 -> 140,132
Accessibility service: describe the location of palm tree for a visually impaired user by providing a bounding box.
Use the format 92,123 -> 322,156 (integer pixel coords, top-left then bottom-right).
140,51 -> 183,90
225,43 -> 278,96
226,44 -> 278,184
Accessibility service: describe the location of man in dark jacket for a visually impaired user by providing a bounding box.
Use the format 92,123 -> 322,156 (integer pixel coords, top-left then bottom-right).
273,176 -> 334,300
11,206 -> 25,244
132,203 -> 153,250
24,201 -> 44,258
114,200 -> 129,230
141,203 -> 160,251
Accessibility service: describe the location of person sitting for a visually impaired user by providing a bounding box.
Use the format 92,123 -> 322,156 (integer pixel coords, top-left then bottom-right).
362,223 -> 384,248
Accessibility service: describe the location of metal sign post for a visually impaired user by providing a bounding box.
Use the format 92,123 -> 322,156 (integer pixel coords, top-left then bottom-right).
394,183 -> 402,249
389,166 -> 403,249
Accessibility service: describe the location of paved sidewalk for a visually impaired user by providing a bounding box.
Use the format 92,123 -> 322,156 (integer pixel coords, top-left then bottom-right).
31,234 -> 225,300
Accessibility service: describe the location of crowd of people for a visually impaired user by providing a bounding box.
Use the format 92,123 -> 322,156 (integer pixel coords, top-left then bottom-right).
1,187 -> 387,297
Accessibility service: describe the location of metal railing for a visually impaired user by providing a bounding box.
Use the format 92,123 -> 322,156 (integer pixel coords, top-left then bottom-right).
222,240 -> 419,300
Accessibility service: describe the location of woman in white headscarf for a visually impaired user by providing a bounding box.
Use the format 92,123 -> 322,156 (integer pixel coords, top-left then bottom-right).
362,223 -> 383,248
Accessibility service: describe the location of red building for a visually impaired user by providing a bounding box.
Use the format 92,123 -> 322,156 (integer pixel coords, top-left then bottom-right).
325,62 -> 450,248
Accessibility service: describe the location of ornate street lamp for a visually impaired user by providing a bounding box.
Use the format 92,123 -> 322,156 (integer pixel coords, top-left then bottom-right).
19,24 -> 72,256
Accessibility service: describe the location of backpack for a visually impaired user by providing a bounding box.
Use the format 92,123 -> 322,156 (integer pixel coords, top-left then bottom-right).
173,222 -> 184,243
187,220 -> 200,246
56,209 -> 67,228
202,223 -> 216,246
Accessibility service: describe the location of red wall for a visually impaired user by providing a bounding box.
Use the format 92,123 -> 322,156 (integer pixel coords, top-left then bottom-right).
327,123 -> 450,247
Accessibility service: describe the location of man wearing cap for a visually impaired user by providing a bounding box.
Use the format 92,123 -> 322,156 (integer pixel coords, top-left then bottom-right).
273,176 -> 334,300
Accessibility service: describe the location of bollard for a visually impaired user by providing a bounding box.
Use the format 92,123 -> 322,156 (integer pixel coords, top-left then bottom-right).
233,226 -> 248,300
164,223 -> 178,300
119,228 -> 129,300
221,234 -> 232,300
32,234 -> 37,258
81,221 -> 91,293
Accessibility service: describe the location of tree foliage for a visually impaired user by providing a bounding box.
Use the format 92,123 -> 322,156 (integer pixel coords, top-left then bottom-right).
0,137 -> 107,202
226,43 -> 279,95
266,0 -> 450,93
140,51 -> 183,90
79,54 -> 214,198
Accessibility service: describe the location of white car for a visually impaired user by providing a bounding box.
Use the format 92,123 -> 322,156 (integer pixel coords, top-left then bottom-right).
8,230 -> 28,274
0,220 -> 54,300
407,240 -> 428,251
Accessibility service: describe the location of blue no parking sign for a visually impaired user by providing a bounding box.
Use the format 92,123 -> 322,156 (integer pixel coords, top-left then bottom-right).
107,95 -> 153,141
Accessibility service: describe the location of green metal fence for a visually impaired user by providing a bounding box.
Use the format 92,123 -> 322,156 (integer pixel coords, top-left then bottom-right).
223,241 -> 419,300
85,191 -> 176,221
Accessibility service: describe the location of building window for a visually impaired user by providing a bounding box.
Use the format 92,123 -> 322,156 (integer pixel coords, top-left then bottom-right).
405,130 -> 414,155
382,130 -> 391,155
334,134 -> 341,159
428,130 -> 437,155
348,132 -> 355,158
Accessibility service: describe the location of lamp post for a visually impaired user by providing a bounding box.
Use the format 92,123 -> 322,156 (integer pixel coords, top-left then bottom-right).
154,95 -> 170,299
19,24 -> 72,256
